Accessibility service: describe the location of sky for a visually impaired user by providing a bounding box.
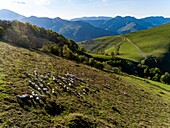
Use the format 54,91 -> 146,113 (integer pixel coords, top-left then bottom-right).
0,0 -> 170,19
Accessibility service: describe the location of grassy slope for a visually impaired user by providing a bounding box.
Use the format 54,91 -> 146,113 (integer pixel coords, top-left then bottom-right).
0,41 -> 170,128
79,23 -> 170,62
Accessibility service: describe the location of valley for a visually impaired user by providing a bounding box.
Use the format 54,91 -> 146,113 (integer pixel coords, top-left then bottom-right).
0,6 -> 170,128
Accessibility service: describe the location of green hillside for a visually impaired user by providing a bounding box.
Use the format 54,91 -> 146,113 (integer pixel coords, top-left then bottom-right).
80,23 -> 170,63
0,20 -> 170,128
0,41 -> 170,127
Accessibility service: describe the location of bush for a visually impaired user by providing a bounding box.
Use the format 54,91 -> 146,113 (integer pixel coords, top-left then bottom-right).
160,72 -> 170,84
95,61 -> 104,70
112,67 -> 121,74
0,26 -> 5,38
50,44 -> 59,55
79,55 -> 88,63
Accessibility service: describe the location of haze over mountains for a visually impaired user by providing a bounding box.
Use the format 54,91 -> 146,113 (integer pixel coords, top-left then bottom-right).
0,9 -> 170,42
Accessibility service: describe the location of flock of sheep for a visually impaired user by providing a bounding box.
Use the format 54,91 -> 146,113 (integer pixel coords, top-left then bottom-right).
16,70 -> 90,104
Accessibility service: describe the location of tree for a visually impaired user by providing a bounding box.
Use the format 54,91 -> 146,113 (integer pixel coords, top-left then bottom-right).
51,44 -> 59,55
115,45 -> 120,55
160,72 -> 170,84
89,58 -> 95,66
144,67 -> 149,76
95,61 -> 104,70
79,55 -> 88,63
152,73 -> 160,81
111,52 -> 115,59
153,67 -> 161,74
0,26 -> 4,38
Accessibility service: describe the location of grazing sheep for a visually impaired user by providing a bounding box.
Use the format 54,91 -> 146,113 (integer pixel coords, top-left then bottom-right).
77,92 -> 82,97
59,83 -> 62,86
39,84 -> 44,88
34,70 -> 38,77
43,88 -> 48,91
37,87 -> 41,91
34,84 -> 39,90
52,89 -> 55,94
34,78 -> 38,82
39,94 -> 46,100
25,72 -> 31,77
40,75 -> 44,78
46,73 -> 50,77
47,83 -> 52,89
65,73 -> 75,78
82,89 -> 88,95
31,91 -> 35,96
29,95 -> 33,99
28,81 -> 35,87
45,91 -> 50,96
52,76 -> 56,81
53,79 -> 59,83
16,94 -> 30,103
36,96 -> 40,100
123,92 -> 129,97
43,75 -> 49,80
16,94 -> 29,99
28,80 -> 32,85
70,79 -> 74,84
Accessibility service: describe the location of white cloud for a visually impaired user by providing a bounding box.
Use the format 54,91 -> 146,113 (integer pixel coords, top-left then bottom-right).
12,0 -> 26,4
35,0 -> 50,5
102,0 -> 108,3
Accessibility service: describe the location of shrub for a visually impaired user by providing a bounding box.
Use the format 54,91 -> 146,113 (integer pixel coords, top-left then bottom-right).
95,61 -> 104,70
160,72 -> 170,84
79,55 -> 88,63
50,44 -> 59,55
0,26 -> 4,38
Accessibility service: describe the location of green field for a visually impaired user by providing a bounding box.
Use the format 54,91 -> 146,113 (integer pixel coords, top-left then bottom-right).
79,23 -> 170,63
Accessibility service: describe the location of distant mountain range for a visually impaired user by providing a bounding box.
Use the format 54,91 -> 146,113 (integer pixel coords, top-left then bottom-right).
0,9 -> 25,20
70,16 -> 113,21
21,16 -> 114,42
76,16 -> 170,34
0,9 -> 170,42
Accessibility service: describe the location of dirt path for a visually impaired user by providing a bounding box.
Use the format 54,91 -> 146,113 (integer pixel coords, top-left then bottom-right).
122,36 -> 147,59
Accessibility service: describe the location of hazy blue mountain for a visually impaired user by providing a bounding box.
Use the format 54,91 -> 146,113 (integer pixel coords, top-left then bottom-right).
21,16 -> 68,31
0,9 -> 25,20
56,21 -> 114,42
75,16 -> 170,35
1,9 -> 170,41
71,16 -> 112,21
78,16 -> 154,34
142,16 -> 170,26
21,16 -> 115,42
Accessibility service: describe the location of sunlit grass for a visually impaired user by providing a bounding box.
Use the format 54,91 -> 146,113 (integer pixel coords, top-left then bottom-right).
0,41 -> 169,127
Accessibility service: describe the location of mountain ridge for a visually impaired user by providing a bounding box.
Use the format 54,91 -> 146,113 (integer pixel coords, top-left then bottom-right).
1,9 -> 170,42
21,16 -> 115,42
0,9 -> 25,20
